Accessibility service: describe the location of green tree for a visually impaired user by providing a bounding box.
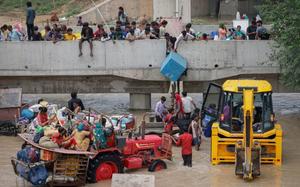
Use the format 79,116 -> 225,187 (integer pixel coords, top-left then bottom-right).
256,0 -> 300,89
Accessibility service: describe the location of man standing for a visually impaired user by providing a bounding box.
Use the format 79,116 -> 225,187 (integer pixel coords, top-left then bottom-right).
68,92 -> 85,112
117,7 -> 129,26
26,2 -> 35,41
155,96 -> 170,122
181,91 -> 197,119
173,126 -> 193,167
189,114 -> 201,151
78,22 -> 93,57
255,20 -> 267,40
246,21 -> 257,40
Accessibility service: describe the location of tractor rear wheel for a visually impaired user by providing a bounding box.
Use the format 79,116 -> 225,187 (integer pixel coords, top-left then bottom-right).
148,159 -> 167,172
87,153 -> 124,183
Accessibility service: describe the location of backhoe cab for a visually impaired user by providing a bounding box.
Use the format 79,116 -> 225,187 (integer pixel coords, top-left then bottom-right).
201,80 -> 282,180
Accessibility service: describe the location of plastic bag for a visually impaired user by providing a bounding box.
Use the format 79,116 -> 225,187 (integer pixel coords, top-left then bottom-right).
236,11 -> 241,20
256,15 -> 262,21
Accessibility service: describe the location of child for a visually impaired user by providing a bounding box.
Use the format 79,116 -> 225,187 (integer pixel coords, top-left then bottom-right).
77,16 -> 83,26
73,100 -> 82,114
101,33 -> 110,42
52,28 -> 63,43
109,27 -> 115,39
33,26 -> 42,41
94,33 -> 101,41
173,126 -> 193,167
163,109 -> 174,133
64,28 -> 77,41
51,127 -> 81,150
44,26 -> 52,41
189,114 -> 201,151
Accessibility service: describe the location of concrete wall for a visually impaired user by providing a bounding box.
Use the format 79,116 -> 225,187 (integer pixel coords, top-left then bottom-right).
1,40 -> 296,93
0,40 -> 278,81
153,0 -> 176,19
191,0 -> 210,17
220,0 -> 264,16
0,40 -> 166,80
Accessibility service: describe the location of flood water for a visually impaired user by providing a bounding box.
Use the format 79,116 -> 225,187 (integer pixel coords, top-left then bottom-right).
1,93 -> 300,187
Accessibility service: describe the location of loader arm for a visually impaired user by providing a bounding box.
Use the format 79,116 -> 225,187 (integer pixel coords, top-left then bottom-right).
235,89 -> 261,180
242,89 -> 255,179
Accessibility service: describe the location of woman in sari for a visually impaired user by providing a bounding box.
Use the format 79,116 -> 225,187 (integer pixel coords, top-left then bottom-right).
175,94 -> 184,120
93,114 -> 107,150
36,107 -> 50,133
70,123 -> 92,151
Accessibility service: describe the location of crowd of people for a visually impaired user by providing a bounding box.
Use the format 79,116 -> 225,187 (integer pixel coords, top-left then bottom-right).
154,91 -> 207,167
0,2 -> 271,57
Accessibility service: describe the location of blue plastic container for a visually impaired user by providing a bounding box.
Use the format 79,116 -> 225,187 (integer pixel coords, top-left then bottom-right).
16,163 -> 48,186
21,109 -> 34,119
160,51 -> 187,82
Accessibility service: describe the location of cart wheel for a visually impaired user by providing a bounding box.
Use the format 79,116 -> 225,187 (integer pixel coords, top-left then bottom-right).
148,159 -> 167,172
87,153 -> 123,183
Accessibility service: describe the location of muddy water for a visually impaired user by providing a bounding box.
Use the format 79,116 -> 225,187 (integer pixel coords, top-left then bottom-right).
1,93 -> 300,187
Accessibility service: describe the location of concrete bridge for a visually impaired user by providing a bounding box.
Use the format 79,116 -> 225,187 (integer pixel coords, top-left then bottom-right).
0,40 -> 296,109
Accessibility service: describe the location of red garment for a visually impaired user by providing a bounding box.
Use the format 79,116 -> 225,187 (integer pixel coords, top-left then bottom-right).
37,113 -> 48,127
52,134 -> 63,145
52,134 -> 77,148
94,29 -> 106,36
164,114 -> 174,132
176,132 -> 193,155
175,94 -> 184,116
64,138 -> 77,149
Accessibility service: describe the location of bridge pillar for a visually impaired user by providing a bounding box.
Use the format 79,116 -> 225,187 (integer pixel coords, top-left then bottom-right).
130,93 -> 151,110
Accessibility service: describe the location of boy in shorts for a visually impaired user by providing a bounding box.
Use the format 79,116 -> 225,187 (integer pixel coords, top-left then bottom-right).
78,22 -> 93,57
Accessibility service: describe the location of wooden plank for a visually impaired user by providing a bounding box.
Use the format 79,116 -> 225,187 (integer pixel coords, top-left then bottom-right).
111,174 -> 155,187
145,122 -> 164,128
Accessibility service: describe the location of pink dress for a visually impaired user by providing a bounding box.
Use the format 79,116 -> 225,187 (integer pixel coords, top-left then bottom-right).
218,28 -> 227,40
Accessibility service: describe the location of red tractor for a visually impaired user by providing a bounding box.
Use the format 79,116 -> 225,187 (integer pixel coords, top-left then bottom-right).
87,114 -> 174,183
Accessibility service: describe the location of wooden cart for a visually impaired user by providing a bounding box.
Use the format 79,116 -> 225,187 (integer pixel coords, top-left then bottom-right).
12,133 -> 94,187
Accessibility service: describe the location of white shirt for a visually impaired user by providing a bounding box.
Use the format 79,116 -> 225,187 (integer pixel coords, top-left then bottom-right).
134,28 -> 141,37
0,32 -> 4,41
182,96 -> 193,113
101,36 -> 111,42
140,30 -> 156,39
174,33 -> 195,49
186,28 -> 195,35
119,12 -> 127,23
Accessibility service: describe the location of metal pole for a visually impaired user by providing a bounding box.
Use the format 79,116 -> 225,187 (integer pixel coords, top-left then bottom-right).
90,0 -> 111,34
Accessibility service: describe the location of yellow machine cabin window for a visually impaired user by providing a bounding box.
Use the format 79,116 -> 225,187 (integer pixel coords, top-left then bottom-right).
220,92 -> 274,134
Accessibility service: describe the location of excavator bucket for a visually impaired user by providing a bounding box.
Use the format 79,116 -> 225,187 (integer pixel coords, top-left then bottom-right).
235,146 -> 261,178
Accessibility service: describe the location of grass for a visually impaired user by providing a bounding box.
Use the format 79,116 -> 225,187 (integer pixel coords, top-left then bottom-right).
0,0 -> 80,16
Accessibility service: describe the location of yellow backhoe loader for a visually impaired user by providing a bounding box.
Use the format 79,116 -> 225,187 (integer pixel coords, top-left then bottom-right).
201,80 -> 282,180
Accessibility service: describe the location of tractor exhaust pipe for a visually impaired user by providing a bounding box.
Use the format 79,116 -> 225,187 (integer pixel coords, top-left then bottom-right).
141,113 -> 147,140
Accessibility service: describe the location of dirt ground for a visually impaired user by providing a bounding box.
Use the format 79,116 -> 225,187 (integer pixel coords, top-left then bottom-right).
0,10 -> 52,27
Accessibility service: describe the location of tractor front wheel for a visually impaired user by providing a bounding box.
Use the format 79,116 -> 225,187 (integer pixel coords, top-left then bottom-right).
148,159 -> 167,172
87,153 -> 124,183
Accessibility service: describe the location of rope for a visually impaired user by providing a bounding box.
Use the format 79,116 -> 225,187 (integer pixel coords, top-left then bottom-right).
90,0 -> 111,34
